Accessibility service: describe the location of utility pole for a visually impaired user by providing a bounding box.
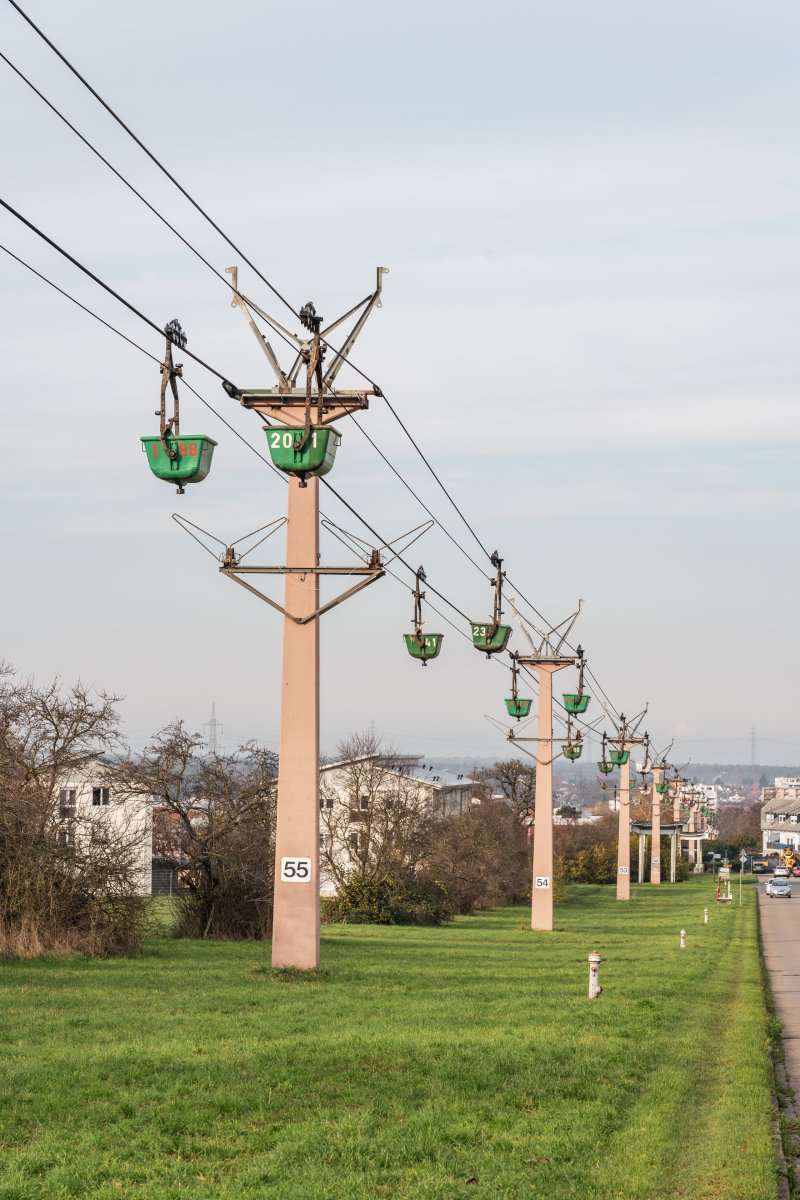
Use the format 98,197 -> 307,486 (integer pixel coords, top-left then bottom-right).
502,603 -> 586,932
608,710 -> 648,901
217,267 -> 388,969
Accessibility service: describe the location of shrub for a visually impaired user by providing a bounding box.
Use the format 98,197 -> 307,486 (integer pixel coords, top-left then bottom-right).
561,843 -> 618,885
419,799 -> 531,914
326,876 -> 453,925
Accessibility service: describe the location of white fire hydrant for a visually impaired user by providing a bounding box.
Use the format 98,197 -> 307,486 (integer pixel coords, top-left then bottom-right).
680,928 -> 687,949
703,908 -> 709,925
588,950 -> 603,999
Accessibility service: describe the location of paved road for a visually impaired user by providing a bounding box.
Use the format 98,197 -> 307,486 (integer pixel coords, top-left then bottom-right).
757,880 -> 800,1093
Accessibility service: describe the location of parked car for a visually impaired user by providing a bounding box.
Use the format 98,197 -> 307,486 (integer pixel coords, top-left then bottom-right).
766,877 -> 792,898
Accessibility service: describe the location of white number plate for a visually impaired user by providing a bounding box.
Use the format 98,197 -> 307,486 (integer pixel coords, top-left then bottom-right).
535,876 -> 550,889
280,857 -> 312,882
618,866 -> 629,874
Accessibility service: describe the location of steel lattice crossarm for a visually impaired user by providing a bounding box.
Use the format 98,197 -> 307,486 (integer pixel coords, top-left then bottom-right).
224,265 -> 388,425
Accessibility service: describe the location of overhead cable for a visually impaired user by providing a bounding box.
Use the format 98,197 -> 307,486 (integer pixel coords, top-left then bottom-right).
6,0 -> 300,322
0,196 -> 237,389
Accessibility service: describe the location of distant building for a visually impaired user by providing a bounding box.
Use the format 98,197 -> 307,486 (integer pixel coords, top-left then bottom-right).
760,777 -> 800,853
694,783 -> 720,813
57,760 -> 152,895
318,754 -> 476,897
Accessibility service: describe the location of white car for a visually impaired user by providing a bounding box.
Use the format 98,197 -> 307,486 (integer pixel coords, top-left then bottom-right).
773,866 -> 791,878
766,877 -> 792,898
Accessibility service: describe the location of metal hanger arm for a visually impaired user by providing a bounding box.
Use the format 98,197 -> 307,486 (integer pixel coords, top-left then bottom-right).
323,267 -> 388,388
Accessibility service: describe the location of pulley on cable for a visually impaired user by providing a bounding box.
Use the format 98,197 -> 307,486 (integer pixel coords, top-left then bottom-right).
141,320 -> 217,493
403,566 -> 443,664
563,648 -> 590,714
504,653 -> 532,718
263,303 -> 341,484
597,732 -> 615,774
471,551 -> 512,655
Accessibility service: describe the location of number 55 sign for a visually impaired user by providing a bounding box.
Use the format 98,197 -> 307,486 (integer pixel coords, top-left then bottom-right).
280,857 -> 312,883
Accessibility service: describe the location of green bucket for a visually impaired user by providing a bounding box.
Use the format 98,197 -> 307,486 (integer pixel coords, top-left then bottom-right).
141,435 -> 217,485
505,697 -> 532,718
471,623 -> 511,654
265,425 -> 341,477
404,633 -> 443,662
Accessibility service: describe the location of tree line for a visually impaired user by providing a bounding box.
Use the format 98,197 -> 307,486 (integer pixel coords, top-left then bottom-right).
4,664 -> 751,957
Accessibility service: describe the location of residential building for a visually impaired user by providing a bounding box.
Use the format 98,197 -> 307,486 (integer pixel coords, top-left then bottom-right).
57,760 -> 152,895
760,777 -> 800,853
318,754 -> 476,897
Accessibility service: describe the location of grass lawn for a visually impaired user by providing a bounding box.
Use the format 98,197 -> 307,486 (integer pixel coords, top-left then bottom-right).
0,878 -> 776,1199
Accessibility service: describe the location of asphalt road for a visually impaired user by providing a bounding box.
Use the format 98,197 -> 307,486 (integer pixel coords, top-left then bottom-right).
758,879 -> 800,1090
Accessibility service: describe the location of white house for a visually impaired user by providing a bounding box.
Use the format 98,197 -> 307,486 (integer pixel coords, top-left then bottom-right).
57,760 -> 152,895
761,777 -> 800,853
318,754 -> 477,896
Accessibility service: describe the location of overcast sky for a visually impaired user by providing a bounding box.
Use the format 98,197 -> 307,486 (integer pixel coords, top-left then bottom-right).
1,0 -> 798,764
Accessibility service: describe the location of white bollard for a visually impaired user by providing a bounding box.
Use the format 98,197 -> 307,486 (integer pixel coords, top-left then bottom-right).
588,950 -> 603,999
703,908 -> 709,925
680,928 -> 687,949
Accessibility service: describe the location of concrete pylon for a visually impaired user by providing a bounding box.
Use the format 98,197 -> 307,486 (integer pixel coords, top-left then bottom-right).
272,477 -> 321,968
616,753 -> 632,900
650,767 -> 664,885
526,661 -> 570,931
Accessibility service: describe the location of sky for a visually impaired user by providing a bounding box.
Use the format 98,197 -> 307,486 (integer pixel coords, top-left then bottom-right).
1,0 -> 799,763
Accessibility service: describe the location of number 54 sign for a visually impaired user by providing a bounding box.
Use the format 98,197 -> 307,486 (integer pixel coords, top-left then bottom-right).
280,857 -> 312,883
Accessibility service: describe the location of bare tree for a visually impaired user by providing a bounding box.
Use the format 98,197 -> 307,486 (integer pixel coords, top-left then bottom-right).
0,663 -> 148,957
419,798 -> 531,914
473,758 -> 537,816
115,722 -> 278,939
320,730 -> 435,890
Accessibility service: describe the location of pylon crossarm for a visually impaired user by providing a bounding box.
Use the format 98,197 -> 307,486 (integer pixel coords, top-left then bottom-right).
509,596 -> 583,659
223,265 -> 388,395
484,713 -> 535,741
322,266 -> 388,388
483,715 -> 560,765
220,563 -> 384,625
321,517 -> 433,569
172,512 -> 286,565
652,740 -> 674,770
548,599 -> 584,656
224,270 -> 293,389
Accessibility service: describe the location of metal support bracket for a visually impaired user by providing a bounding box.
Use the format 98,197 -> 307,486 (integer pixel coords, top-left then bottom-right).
509,596 -> 584,662
222,265 -> 387,416
220,563 -> 384,625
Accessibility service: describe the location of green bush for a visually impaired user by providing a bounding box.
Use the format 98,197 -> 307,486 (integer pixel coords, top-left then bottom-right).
326,876 -> 453,926
561,842 -> 618,884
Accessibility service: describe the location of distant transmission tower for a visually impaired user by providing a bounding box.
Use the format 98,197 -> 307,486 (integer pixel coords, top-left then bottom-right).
750,726 -> 757,767
205,702 -> 223,757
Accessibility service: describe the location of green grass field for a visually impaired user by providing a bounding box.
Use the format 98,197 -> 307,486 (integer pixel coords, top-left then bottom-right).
0,879 -> 777,1199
